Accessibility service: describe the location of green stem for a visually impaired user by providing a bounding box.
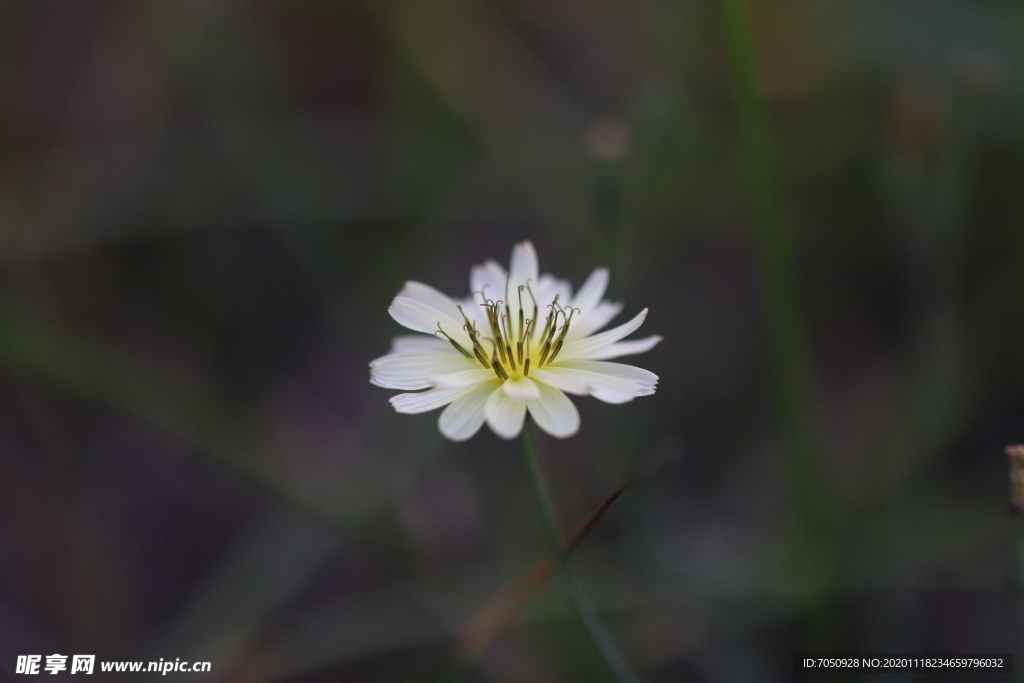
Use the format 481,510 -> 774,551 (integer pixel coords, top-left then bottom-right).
718,0 -> 832,532
520,430 -> 641,683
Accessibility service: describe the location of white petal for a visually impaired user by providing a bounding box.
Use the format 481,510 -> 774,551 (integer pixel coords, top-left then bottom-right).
439,380 -> 500,441
555,360 -> 659,388
388,296 -> 473,347
457,297 -> 491,329
565,301 -> 623,341
429,368 -> 495,389
502,376 -> 541,402
390,335 -> 461,355
390,387 -> 465,414
370,354 -> 476,390
526,368 -> 591,395
577,335 -> 662,360
532,366 -> 648,404
485,383 -> 528,439
528,381 -> 580,438
471,260 -> 507,301
557,308 -> 648,360
534,274 -> 572,313
507,241 -> 539,295
397,281 -> 463,319
504,241 -> 540,348
571,268 -> 609,318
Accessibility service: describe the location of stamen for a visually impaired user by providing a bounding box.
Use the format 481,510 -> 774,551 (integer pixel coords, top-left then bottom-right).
457,306 -> 491,368
537,295 -> 560,349
538,339 -> 552,367
546,307 -> 578,364
464,288 -> 578,378
538,309 -> 565,366
466,326 -> 490,367
486,340 -> 509,380
483,300 -> 509,366
435,324 -> 472,358
504,299 -> 514,354
500,312 -> 517,371
522,318 -> 534,374
492,360 -> 509,380
517,286 -> 525,346
524,280 -> 538,339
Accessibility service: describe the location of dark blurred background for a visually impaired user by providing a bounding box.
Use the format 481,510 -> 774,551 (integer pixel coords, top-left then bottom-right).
2,0 -> 1024,681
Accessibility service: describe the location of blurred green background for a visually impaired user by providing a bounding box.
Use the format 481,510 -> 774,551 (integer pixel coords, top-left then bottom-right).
1,0 -> 1023,680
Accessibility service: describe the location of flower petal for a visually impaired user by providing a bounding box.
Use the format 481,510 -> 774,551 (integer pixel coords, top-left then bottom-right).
390,387 -> 465,414
485,383 -> 528,439
505,241 -> 540,348
502,376 -> 541,402
507,241 -> 539,295
526,368 -> 591,395
429,368 -> 496,389
571,268 -> 609,318
528,385 -> 577,438
577,335 -> 662,360
388,296 -> 473,347
390,335 -> 461,356
398,281 -> 463,319
439,380 -> 500,441
471,259 -> 507,301
534,274 -> 572,313
555,360 -> 659,389
557,308 -> 648,360
531,366 -> 648,404
565,300 -> 623,341
456,297 -> 491,329
370,354 -> 476,390
528,381 -> 580,438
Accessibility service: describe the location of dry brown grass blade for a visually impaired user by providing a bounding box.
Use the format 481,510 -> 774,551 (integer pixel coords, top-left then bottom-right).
457,483 -> 629,662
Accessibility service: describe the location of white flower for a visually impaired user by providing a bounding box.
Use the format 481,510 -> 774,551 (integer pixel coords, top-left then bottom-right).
370,241 -> 661,441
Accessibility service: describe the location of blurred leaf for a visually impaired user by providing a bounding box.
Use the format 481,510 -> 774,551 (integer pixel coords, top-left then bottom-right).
153,506 -> 341,663
0,301 -> 392,533
458,482 -> 629,663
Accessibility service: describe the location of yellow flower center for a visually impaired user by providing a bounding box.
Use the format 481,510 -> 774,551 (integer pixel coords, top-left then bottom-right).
436,286 -> 577,381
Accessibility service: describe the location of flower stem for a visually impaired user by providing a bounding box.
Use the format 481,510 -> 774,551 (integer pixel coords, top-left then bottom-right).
520,430 -> 641,683
717,0 -> 833,532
